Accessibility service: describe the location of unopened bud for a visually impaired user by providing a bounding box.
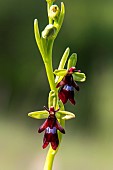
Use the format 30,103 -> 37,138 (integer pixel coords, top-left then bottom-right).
46,0 -> 56,3
49,5 -> 60,20
42,24 -> 56,39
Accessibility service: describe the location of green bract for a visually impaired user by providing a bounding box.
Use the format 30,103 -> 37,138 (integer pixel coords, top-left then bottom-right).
55,47 -> 70,83
54,2 -> 65,38
58,47 -> 70,70
34,19 -> 43,57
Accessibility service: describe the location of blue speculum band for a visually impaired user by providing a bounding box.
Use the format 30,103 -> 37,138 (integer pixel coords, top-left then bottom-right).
63,85 -> 74,91
45,127 -> 57,134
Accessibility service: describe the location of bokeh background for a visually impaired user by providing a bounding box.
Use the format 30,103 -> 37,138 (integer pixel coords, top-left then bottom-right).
0,0 -> 113,169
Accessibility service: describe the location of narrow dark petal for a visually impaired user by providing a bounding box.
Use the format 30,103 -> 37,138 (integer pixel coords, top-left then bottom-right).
58,88 -> 69,104
43,106 -> 50,112
69,91 -> 76,105
72,81 -> 79,91
51,133 -> 59,150
38,119 -> 48,133
55,108 -> 60,113
56,120 -> 65,134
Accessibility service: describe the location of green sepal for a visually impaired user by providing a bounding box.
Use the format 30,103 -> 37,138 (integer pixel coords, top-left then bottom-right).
28,110 -> 48,119
67,53 -> 77,69
54,69 -> 67,84
54,69 -> 67,76
73,72 -> 86,82
28,110 -> 75,120
56,111 -> 75,120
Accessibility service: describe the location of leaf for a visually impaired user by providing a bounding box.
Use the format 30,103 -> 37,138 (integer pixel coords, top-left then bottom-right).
67,53 -> 77,69
28,110 -> 49,119
56,111 -> 75,120
73,72 -> 86,82
54,69 -> 67,76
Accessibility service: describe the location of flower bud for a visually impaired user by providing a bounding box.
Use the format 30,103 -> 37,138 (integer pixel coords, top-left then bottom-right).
49,5 -> 60,20
42,24 -> 56,39
46,0 -> 56,3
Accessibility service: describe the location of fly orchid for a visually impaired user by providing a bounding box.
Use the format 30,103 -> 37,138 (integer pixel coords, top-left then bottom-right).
54,53 -> 86,105
38,106 -> 65,150
28,90 -> 75,150
56,67 -> 80,104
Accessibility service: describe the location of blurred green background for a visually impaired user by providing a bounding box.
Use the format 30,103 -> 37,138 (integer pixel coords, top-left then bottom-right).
0,0 -> 113,169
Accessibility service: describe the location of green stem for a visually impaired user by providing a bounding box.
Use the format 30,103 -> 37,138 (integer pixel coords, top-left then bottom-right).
44,60 -> 56,91
42,39 -> 56,91
47,2 -> 53,24
44,147 -> 57,170
43,43 -> 65,170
